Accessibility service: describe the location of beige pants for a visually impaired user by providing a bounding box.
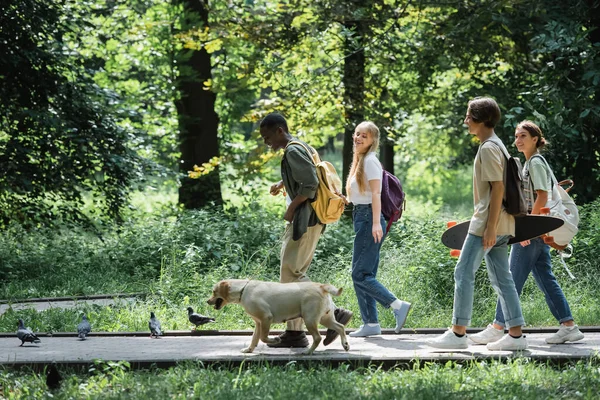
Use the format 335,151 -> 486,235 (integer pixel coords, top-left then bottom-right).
280,222 -> 322,330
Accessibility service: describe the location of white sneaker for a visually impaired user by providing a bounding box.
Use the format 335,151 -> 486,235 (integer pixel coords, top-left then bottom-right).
427,329 -> 468,349
349,324 -> 381,337
545,325 -> 584,344
486,334 -> 528,351
393,301 -> 412,333
470,324 -> 504,344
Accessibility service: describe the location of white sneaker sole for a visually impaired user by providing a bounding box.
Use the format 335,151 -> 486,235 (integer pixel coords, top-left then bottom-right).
545,331 -> 585,344
427,341 -> 469,350
469,333 -> 504,345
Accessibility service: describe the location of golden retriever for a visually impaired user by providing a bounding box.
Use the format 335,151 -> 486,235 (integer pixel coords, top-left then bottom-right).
207,279 -> 350,355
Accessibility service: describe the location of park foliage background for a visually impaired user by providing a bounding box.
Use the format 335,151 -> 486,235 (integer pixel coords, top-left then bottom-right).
1,1 -> 600,398
1,0 -> 600,332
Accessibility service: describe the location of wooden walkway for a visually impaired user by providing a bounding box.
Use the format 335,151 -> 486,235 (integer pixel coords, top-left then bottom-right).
2,328 -> 599,368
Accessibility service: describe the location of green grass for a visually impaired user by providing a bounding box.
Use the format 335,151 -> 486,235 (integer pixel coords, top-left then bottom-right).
1,358 -> 600,399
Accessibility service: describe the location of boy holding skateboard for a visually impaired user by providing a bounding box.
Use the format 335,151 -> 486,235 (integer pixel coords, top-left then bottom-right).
428,97 -> 527,351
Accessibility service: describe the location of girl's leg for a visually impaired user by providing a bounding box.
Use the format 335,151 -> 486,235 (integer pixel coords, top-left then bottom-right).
530,240 -> 574,324
351,207 -> 396,323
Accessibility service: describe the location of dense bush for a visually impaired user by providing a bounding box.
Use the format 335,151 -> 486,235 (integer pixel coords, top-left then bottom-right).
575,198 -> 600,272
1,196 -> 599,332
0,205 -> 285,299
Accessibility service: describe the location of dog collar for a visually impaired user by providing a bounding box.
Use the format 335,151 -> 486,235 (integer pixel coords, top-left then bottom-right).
238,280 -> 251,302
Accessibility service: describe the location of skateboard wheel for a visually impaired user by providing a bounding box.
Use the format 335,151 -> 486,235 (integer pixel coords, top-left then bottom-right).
447,221 -> 458,228
543,236 -> 554,244
540,207 -> 550,215
450,249 -> 461,257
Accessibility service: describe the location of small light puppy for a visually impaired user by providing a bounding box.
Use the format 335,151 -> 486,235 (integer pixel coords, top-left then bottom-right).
207,279 -> 350,355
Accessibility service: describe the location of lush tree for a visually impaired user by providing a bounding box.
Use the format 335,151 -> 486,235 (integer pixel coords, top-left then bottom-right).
0,0 -> 142,228
415,0 -> 600,203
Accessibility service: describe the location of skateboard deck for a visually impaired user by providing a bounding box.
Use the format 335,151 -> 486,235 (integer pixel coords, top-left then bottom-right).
441,215 -> 564,251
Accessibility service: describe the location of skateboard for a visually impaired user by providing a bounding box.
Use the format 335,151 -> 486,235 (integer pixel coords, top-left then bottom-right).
442,215 -> 564,255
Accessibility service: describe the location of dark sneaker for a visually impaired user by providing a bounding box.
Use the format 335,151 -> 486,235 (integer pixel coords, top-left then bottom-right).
266,330 -> 309,348
323,308 -> 353,346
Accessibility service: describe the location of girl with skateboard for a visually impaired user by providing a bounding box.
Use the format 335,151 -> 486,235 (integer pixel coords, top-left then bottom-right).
470,121 -> 584,345
345,121 -> 411,337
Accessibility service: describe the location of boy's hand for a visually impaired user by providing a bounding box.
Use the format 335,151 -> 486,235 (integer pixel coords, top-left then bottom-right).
283,207 -> 294,222
482,227 -> 497,249
270,180 -> 284,196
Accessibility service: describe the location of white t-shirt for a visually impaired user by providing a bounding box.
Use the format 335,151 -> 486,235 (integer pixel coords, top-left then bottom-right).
348,152 -> 383,205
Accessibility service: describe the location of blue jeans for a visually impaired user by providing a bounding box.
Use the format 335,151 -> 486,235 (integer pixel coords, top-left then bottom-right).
453,233 -> 525,328
494,237 -> 573,327
351,204 -> 397,324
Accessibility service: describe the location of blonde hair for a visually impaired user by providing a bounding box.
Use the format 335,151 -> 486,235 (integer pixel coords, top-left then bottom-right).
346,121 -> 381,194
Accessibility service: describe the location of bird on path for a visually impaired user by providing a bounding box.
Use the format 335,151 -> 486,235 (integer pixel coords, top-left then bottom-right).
187,307 -> 215,330
46,362 -> 62,390
16,319 -> 41,347
77,314 -> 91,340
149,311 -> 162,338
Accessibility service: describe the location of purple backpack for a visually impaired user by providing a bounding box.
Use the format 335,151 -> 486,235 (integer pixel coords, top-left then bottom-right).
381,169 -> 405,234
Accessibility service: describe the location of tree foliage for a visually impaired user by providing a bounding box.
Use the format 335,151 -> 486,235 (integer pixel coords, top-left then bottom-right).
1,0 -> 599,230
0,0 -> 142,228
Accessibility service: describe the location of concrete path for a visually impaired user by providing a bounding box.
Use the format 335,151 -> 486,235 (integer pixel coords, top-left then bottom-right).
2,331 -> 599,368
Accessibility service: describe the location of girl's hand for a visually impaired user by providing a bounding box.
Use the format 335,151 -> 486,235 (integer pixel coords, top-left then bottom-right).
337,191 -> 349,205
372,222 -> 383,243
519,240 -> 531,247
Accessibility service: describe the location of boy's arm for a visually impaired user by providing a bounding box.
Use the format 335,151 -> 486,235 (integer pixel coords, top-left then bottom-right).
283,147 -> 318,222
284,194 -> 309,222
483,180 -> 504,249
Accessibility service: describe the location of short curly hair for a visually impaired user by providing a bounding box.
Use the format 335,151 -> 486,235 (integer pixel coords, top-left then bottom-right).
260,113 -> 288,133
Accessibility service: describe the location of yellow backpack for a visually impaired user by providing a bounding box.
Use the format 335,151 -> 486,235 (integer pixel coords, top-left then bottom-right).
286,141 -> 345,224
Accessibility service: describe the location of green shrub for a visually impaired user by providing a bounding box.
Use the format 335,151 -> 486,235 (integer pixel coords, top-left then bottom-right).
1,195 -> 599,333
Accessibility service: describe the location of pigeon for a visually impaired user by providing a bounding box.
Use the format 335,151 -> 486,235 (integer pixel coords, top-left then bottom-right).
46,362 -> 62,390
16,319 -> 41,347
77,314 -> 91,340
187,307 -> 215,330
149,311 -> 162,338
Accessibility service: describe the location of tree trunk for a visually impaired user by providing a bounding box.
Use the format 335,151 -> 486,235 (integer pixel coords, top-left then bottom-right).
380,132 -> 395,173
342,20 -> 366,195
176,0 -> 222,209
